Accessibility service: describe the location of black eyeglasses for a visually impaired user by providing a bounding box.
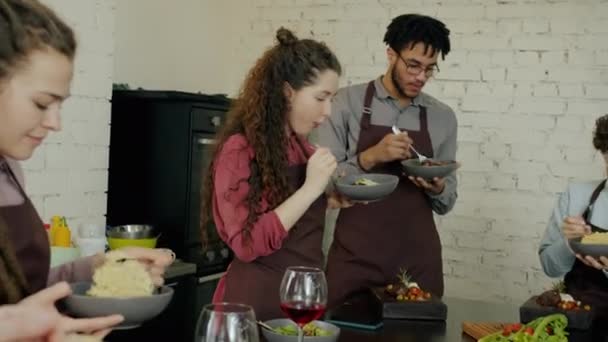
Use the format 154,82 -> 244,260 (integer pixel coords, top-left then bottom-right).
397,54 -> 440,78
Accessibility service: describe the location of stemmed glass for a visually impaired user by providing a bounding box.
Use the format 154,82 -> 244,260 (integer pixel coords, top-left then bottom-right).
195,302 -> 260,342
279,266 -> 328,342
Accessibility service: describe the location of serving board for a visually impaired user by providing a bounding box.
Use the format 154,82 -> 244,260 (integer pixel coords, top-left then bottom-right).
371,287 -> 447,321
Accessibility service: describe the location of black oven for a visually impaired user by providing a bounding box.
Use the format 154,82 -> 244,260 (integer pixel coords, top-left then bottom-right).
107,90 -> 233,271
106,90 -> 233,341
185,129 -> 232,274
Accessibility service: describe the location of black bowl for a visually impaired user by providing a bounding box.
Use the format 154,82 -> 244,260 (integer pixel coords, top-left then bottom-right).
62,282 -> 173,329
334,174 -> 399,202
569,237 -> 608,258
401,159 -> 460,180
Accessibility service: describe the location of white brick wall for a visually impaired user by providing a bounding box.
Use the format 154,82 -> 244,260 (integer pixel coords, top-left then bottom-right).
20,0 -> 115,230
228,0 -> 608,304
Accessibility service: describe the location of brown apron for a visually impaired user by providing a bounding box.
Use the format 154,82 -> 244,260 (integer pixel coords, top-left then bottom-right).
0,160 -> 49,298
222,144 -> 327,321
326,81 -> 443,308
564,179 -> 608,324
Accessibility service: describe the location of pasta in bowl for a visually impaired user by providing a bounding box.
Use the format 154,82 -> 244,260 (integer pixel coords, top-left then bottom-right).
62,251 -> 173,329
334,173 -> 399,202
569,231 -> 608,259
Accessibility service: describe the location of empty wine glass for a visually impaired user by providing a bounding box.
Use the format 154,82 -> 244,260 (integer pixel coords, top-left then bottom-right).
279,266 -> 328,342
195,303 -> 259,342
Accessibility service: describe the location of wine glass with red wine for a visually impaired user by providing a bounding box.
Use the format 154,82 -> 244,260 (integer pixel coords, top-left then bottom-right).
279,266 -> 328,342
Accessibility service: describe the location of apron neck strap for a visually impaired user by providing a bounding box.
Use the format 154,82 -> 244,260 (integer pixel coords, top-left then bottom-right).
419,105 -> 428,132
0,159 -> 26,197
361,81 -> 430,133
361,81 -> 375,130
582,179 -> 607,221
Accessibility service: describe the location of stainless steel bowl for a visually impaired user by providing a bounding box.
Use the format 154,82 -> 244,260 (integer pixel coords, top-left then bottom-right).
106,224 -> 158,239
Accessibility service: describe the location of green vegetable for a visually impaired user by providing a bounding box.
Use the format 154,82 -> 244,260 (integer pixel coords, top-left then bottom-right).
273,323 -> 332,336
273,324 -> 298,335
478,314 -> 568,342
353,177 -> 379,186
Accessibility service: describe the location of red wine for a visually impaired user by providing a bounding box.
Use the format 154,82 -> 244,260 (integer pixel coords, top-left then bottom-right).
280,301 -> 326,326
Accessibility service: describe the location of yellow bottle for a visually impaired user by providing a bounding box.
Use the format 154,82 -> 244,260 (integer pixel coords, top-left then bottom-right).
53,217 -> 71,247
49,215 -> 63,246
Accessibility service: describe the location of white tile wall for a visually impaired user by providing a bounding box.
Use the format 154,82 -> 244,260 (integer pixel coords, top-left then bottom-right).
228,0 -> 608,303
21,0 -> 115,230
37,0 -> 608,303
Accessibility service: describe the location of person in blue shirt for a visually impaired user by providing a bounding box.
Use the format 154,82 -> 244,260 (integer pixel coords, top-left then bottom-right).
539,114 -> 608,323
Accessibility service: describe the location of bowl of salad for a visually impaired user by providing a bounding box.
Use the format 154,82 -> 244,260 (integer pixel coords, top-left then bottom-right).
477,313 -> 568,342
260,319 -> 339,342
334,173 -> 399,202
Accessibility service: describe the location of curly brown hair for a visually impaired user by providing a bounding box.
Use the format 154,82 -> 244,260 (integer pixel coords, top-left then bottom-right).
593,114 -> 608,153
200,28 -> 341,248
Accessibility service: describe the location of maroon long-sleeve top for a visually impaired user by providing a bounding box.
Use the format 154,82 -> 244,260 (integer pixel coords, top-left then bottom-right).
211,133 -> 314,301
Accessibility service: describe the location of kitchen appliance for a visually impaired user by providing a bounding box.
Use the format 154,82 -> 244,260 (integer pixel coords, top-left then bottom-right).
106,90 -> 233,341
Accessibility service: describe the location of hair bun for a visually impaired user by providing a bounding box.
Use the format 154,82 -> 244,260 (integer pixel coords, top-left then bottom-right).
276,27 -> 298,46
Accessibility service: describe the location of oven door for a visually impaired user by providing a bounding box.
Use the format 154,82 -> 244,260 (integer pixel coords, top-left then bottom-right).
187,133 -> 232,273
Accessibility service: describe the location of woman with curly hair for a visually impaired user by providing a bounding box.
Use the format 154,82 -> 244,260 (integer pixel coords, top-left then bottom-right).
539,114 -> 608,323
200,28 -> 345,320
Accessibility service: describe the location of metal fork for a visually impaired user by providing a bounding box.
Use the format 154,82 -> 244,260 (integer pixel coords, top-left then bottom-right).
391,125 -> 428,162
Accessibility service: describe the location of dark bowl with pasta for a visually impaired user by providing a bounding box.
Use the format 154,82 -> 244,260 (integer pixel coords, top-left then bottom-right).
334,174 -> 399,202
569,232 -> 608,258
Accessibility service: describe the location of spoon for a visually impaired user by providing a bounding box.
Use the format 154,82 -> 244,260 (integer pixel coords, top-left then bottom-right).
391,125 -> 428,163
257,320 -> 274,331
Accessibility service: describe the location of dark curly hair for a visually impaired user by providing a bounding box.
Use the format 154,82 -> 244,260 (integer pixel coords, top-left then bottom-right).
383,14 -> 450,59
593,114 -> 608,153
200,28 -> 341,248
0,0 -> 76,80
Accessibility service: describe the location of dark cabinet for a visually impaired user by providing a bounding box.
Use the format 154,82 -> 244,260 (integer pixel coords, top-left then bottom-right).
106,90 -> 234,342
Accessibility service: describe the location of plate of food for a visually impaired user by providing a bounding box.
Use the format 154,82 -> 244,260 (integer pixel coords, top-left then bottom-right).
400,159 -> 460,180
62,251 -> 174,329
475,313 -> 569,341
371,269 -> 447,321
260,319 -> 339,342
519,282 -> 593,330
334,173 -> 399,202
569,231 -> 608,258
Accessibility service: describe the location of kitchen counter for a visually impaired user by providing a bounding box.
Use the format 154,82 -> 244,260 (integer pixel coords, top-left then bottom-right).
165,259 -> 197,280
330,296 -> 606,342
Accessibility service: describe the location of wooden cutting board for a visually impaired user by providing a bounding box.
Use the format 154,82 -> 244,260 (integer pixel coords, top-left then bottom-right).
462,321 -> 508,340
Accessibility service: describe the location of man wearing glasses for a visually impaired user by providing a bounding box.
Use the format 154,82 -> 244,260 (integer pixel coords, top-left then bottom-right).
317,14 -> 457,307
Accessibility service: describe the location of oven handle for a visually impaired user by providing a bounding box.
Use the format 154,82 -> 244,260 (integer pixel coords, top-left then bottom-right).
198,272 -> 225,284
197,138 -> 217,145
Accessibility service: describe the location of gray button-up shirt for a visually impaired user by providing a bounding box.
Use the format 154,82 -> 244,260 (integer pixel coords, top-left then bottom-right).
315,76 -> 458,214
